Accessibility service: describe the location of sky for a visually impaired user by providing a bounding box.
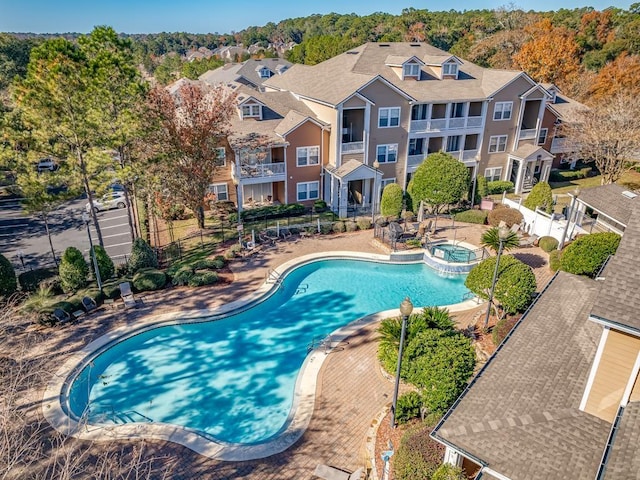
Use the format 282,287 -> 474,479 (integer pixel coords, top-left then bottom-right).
0,0 -> 634,34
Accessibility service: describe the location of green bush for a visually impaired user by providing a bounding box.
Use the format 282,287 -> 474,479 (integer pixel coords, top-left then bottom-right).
405,238 -> 422,248
58,247 -> 89,293
344,220 -> 357,232
492,317 -> 518,346
171,266 -> 194,286
549,250 -> 562,272
380,183 -> 404,218
523,182 -> 554,214
487,180 -> 514,194
313,199 -> 327,211
192,259 -> 218,270
235,202 -> 306,222
127,238 -> 158,273
475,175 -> 489,204
487,206 -> 524,227
560,232 -> 621,277
393,423 -> 444,480
332,221 -> 346,233
550,167 -> 592,182
18,267 -> 58,293
0,253 -> 17,297
90,245 -> 115,280
187,270 -> 218,287
319,222 -> 333,234
432,464 -> 467,480
395,391 -> 422,424
538,235 -> 559,252
102,281 -> 123,299
356,219 -> 372,230
454,209 -> 487,224
132,268 -> 166,291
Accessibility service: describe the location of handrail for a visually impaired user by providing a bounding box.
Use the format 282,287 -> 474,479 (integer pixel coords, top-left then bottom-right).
265,269 -> 282,284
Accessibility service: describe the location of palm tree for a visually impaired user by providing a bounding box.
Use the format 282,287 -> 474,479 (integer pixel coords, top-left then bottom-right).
481,226 -> 520,253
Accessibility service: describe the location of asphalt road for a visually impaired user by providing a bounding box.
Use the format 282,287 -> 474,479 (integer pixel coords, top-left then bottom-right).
0,195 -> 134,273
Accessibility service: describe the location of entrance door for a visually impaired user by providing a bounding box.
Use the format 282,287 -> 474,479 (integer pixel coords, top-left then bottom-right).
509,159 -> 520,184
348,180 -> 363,205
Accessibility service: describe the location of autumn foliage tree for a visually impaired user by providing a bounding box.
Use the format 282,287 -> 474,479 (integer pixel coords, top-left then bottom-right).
587,52 -> 640,100
146,82 -> 236,229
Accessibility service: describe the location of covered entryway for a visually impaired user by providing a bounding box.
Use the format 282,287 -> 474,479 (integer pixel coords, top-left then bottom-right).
325,159 -> 382,218
508,145 -> 553,194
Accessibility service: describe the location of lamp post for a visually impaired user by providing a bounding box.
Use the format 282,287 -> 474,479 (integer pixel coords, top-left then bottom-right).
558,187 -> 580,250
372,159 -> 380,224
82,212 -> 102,292
17,250 -> 25,270
484,226 -> 509,328
391,296 -> 414,428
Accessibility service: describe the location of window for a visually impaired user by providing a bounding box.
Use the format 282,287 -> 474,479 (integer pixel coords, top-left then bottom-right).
378,107 -> 401,128
488,135 -> 507,153
259,67 -> 272,78
215,147 -> 226,166
538,128 -> 548,145
297,181 -> 319,201
446,136 -> 461,152
411,104 -> 428,121
403,63 -> 420,77
493,102 -> 512,121
451,102 -> 465,118
296,146 -> 320,166
442,63 -> 458,76
408,138 -> 424,156
484,167 -> 502,182
207,183 -> 229,202
241,104 -> 261,118
376,144 -> 398,163
381,178 -> 396,190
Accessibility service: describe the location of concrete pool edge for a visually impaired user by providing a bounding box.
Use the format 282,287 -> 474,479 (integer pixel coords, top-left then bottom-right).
42,250 -> 480,461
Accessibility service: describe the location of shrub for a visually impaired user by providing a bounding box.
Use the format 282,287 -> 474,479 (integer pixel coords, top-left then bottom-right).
538,235 -> 559,252
90,245 -> 115,280
475,175 -> 488,203
454,209 -> 487,224
187,270 -> 218,287
18,267 -> 58,293
395,391 -> 422,424
487,180 -> 514,194
405,238 -> 422,248
393,423 -> 444,480
313,199 -> 327,211
0,254 -> 17,297
102,281 -> 123,299
523,182 -> 554,213
432,464 -> 467,480
223,244 -> 241,260
237,203 -> 306,222
171,266 -> 194,286
344,221 -> 357,232
58,247 -> 89,293
549,250 -> 562,272
127,238 -> 158,273
332,221 -> 346,233
492,317 -> 518,346
356,218 -> 372,230
380,183 -> 404,218
549,167 -> 592,182
192,259 -> 219,270
487,205 -> 524,227
560,232 -> 621,277
319,222 -> 333,234
132,268 -> 166,291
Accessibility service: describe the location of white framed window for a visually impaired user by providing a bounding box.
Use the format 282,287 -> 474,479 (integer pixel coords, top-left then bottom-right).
403,63 -> 420,78
378,107 -> 401,128
376,144 -> 398,163
259,67 -> 272,78
488,135 -> 508,153
296,181 -> 319,201
538,128 -> 548,145
296,146 -> 319,167
442,63 -> 458,76
207,183 -> 229,201
484,167 -> 502,182
493,102 -> 512,121
216,147 -> 226,166
241,104 -> 261,118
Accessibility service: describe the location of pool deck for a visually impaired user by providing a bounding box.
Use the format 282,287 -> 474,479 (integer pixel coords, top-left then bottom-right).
36,224 -> 555,479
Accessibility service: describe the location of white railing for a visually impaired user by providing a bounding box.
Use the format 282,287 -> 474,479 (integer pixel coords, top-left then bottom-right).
519,129 -> 537,140
446,149 -> 478,163
342,141 -> 364,153
238,162 -> 285,178
449,118 -> 465,129
551,137 -> 572,153
407,154 -> 425,168
467,116 -> 482,128
409,116 -> 484,133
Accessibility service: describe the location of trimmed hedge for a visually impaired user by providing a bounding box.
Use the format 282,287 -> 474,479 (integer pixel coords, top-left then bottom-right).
487,206 -> 524,227
454,209 -> 488,224
549,250 -> 562,272
560,232 -> 621,277
550,167 -> 592,182
487,180 -> 514,194
523,182 -> 554,214
90,245 -> 115,280
344,220 -> 357,232
232,203 -> 306,223
332,221 -> 346,233
132,268 -> 166,291
0,253 -> 17,296
538,236 -> 559,252
356,219 -> 372,230
127,238 -> 158,273
58,247 -> 89,293
380,183 -> 404,218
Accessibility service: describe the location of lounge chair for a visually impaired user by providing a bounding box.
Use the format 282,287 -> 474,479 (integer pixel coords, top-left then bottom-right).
314,465 -> 364,480
82,296 -> 97,313
519,234 -> 539,247
52,308 -> 71,325
119,282 -> 137,309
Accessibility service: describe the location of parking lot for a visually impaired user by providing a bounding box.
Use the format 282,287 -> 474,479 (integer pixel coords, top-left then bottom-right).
0,195 -> 134,273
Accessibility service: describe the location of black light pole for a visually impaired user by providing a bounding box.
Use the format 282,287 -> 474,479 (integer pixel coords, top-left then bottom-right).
483,226 -> 509,328
372,159 -> 380,224
559,187 -> 580,250
82,212 -> 102,292
391,296 -> 414,428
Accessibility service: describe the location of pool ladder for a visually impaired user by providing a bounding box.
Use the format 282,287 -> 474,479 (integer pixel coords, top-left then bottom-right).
265,269 -> 282,285
307,334 -> 333,354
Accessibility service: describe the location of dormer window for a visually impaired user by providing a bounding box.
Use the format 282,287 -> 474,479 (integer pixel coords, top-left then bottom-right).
442,63 -> 458,77
259,67 -> 272,78
241,104 -> 261,119
403,63 -> 420,79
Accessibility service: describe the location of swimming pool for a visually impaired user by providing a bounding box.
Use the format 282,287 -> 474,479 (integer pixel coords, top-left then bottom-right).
65,257 -> 469,447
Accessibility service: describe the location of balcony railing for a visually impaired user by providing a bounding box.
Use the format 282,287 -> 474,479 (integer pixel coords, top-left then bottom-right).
409,116 -> 483,134
342,141 -> 365,153
237,162 -> 285,179
519,129 -> 537,140
408,154 -> 425,168
446,149 -> 479,164
551,137 -> 572,153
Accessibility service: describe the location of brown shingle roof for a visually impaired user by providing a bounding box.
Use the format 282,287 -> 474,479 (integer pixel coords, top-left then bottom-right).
433,271 -> 611,479
602,401 -> 640,479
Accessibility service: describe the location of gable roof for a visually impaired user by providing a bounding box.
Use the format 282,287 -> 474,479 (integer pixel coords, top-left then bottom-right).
511,144 -> 553,161
200,58 -> 293,90
577,184 -> 638,228
432,271 -> 611,479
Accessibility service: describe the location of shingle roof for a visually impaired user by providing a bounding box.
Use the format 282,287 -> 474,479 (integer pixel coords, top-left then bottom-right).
200,59 -> 293,89
577,184 -> 638,227
433,271 -> 611,479
265,42 -> 526,106
602,401 -> 640,479
590,201 -> 640,333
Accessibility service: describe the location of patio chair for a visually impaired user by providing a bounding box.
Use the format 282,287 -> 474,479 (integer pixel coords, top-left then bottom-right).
314,465 -> 364,480
519,234 -> 539,248
82,296 -> 97,313
119,282 -> 137,309
52,308 -> 71,325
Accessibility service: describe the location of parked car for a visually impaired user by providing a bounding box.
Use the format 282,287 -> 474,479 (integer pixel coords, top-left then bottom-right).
36,158 -> 57,172
85,192 -> 127,212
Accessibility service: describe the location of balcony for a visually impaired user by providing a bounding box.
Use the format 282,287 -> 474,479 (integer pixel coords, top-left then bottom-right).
342,141 -> 365,154
408,154 -> 425,168
551,137 -> 572,154
234,162 -> 285,180
519,129 -> 537,140
447,149 -> 479,166
410,116 -> 483,134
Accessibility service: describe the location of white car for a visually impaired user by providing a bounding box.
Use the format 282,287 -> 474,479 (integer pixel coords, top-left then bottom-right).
36,158 -> 57,172
85,192 -> 127,212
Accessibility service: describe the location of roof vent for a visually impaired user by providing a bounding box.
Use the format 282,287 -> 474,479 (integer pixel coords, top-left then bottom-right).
622,190 -> 638,199
346,50 -> 359,55
379,44 -> 390,47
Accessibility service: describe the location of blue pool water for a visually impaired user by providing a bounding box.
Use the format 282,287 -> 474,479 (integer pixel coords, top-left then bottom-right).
68,258 -> 468,445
